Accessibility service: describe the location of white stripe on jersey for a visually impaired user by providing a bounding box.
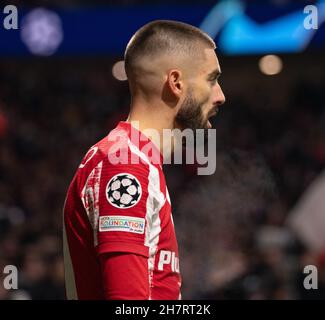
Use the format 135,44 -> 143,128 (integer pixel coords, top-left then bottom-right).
80,161 -> 103,247
127,138 -> 165,300
166,186 -> 171,205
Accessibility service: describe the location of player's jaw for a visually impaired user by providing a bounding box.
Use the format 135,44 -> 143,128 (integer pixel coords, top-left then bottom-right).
175,90 -> 217,131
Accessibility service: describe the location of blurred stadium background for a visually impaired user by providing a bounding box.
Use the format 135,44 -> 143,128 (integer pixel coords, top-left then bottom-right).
0,0 -> 325,299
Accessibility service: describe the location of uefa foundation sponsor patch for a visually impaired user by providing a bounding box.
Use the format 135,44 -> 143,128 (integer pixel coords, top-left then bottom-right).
99,215 -> 145,234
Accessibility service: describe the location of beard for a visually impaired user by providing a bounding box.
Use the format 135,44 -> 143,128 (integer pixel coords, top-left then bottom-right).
175,89 -> 209,131
174,89 -> 210,146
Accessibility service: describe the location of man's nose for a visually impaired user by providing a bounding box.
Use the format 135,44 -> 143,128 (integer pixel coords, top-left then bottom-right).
213,85 -> 226,107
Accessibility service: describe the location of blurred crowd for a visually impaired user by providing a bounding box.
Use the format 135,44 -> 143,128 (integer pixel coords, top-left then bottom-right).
0,54 -> 324,299
0,58 -> 128,299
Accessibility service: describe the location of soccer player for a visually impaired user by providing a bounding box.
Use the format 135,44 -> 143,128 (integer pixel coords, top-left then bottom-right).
63,20 -> 225,300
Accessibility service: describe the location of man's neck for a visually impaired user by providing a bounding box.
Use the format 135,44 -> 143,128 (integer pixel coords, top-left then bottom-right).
126,99 -> 177,159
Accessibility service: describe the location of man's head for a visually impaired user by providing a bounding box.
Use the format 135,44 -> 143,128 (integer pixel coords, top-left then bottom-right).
125,20 -> 225,130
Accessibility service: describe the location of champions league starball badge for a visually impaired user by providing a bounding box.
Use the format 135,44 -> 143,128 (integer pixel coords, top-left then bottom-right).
106,173 -> 142,209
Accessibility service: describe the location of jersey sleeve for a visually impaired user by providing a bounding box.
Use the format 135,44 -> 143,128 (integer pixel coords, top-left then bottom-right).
91,159 -> 152,258
99,252 -> 149,299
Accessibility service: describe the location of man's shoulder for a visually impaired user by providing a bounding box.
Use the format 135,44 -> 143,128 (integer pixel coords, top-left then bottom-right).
80,128 -> 151,175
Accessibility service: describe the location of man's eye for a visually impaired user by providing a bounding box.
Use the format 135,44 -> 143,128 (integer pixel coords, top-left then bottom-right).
209,77 -> 218,85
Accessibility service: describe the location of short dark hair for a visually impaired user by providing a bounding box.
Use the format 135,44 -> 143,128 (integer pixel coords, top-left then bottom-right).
124,20 -> 216,78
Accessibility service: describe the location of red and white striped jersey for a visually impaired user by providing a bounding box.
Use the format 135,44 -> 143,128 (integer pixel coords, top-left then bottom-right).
63,121 -> 182,300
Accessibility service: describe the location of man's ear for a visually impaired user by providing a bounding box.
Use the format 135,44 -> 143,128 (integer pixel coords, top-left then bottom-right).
167,69 -> 183,98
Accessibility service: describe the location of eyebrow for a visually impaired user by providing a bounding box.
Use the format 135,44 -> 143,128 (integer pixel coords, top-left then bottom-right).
207,69 -> 222,80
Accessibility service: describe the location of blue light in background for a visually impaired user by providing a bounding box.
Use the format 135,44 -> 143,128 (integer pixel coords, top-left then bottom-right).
200,0 -> 325,55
